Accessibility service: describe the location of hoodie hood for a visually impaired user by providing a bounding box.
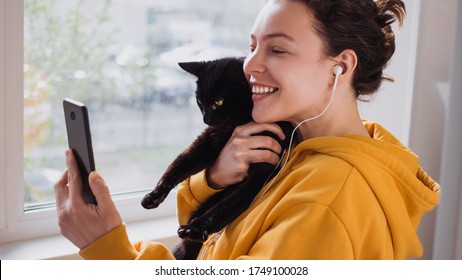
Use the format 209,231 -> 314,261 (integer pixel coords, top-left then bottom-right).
291,121 -> 440,258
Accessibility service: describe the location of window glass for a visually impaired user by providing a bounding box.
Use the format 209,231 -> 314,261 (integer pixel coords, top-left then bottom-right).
24,0 -> 261,208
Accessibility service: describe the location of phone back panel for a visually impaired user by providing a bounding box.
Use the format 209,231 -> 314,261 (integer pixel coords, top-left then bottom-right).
63,98 -> 97,204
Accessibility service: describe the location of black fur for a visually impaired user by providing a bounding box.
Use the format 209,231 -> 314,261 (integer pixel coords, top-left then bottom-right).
141,57 -> 293,259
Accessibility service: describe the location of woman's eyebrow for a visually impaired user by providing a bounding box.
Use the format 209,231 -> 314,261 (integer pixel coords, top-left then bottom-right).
250,32 -> 296,42
264,32 -> 296,41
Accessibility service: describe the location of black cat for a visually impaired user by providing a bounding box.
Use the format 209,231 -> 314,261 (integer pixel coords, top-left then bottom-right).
141,57 -> 293,259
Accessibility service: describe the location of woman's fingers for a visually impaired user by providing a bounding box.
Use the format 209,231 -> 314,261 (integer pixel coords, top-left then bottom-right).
246,148 -> 282,166
244,134 -> 283,155
229,123 -> 285,159
206,122 -> 286,189
235,122 -> 286,141
65,149 -> 85,205
88,171 -> 116,211
54,168 -> 69,209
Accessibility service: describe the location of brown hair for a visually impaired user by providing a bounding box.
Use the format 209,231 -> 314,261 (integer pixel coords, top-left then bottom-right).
294,0 -> 406,99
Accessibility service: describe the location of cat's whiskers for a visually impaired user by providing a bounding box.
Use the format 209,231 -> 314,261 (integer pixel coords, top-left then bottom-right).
191,120 -> 207,135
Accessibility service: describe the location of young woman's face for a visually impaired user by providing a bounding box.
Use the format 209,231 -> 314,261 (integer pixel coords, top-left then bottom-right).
244,0 -> 335,124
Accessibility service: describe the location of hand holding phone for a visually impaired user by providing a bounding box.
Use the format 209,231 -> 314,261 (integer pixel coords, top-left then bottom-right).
63,98 -> 97,205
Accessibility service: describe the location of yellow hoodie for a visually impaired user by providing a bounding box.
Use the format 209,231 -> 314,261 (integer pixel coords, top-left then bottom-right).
79,121 -> 440,260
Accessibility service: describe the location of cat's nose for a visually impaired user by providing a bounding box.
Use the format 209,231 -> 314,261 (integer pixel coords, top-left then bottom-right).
203,115 -> 212,125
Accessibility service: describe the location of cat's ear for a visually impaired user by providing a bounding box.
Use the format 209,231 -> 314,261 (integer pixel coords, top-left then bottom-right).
178,61 -> 207,76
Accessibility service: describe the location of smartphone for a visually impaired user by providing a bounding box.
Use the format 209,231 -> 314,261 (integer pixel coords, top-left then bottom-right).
63,98 -> 97,205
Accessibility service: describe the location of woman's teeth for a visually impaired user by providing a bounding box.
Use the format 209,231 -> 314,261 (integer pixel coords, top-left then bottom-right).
252,86 -> 278,94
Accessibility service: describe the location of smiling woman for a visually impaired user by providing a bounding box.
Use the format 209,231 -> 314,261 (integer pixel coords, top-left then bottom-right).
55,0 -> 439,260
0,0 -> 452,261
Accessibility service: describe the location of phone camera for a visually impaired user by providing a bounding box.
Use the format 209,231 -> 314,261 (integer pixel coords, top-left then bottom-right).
70,111 -> 76,120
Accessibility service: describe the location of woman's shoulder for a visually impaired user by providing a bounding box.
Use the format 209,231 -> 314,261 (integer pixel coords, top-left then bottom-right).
290,150 -> 355,182
280,152 -> 363,205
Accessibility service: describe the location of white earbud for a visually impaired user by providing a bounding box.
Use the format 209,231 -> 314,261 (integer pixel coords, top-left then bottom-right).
333,65 -> 343,77
332,64 -> 343,93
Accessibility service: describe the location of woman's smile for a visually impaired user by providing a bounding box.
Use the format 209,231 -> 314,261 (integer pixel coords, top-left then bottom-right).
250,81 -> 280,103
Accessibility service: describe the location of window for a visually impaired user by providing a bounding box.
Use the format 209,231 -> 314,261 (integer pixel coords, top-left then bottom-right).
1,0 -> 262,244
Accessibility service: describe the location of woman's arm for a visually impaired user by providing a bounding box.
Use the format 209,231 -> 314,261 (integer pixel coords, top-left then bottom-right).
55,150 -> 176,260
176,122 -> 285,225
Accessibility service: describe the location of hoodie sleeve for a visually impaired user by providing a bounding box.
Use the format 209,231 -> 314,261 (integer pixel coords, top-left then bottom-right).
79,224 -> 175,260
176,170 -> 222,225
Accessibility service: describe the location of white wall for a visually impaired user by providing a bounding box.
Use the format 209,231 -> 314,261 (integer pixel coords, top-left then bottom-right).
359,0 -> 462,259
410,0 -> 460,259
358,0 -> 420,146
429,0 -> 462,260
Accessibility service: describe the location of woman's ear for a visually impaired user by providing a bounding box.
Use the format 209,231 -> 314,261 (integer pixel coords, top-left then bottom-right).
334,49 -> 357,79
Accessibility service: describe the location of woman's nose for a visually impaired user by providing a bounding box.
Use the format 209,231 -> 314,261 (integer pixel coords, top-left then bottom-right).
244,49 -> 265,75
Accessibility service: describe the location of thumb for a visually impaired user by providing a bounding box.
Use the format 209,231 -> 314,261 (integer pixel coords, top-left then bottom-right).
88,171 -> 113,208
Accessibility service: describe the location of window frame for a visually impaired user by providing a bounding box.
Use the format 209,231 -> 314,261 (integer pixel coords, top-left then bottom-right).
0,0 -> 176,244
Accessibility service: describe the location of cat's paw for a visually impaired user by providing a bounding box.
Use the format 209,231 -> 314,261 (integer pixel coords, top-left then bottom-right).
141,188 -> 170,209
177,225 -> 209,242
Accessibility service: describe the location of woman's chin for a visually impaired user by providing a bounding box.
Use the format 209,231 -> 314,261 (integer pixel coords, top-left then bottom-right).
252,111 -> 278,124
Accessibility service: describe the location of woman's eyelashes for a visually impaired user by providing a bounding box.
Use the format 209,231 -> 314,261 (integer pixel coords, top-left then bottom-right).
271,47 -> 287,54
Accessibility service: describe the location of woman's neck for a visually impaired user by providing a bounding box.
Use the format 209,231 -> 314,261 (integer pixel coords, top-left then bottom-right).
295,95 -> 369,140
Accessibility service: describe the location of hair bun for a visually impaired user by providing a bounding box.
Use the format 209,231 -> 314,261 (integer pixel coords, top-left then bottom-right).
374,0 -> 406,28
300,0 -> 406,97
374,0 -> 406,73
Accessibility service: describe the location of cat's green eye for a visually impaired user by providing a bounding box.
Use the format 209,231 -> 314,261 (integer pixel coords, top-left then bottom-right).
214,99 -> 224,107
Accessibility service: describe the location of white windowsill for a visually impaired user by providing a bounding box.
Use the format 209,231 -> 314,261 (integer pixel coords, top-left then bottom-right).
0,216 -> 180,260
